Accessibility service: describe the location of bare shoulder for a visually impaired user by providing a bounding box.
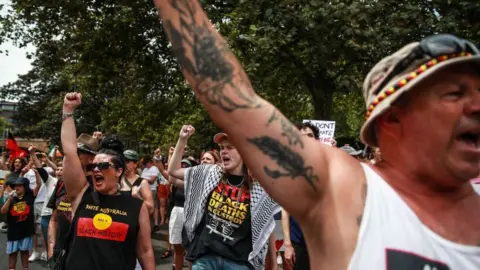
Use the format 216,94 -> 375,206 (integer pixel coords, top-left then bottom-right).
305,149 -> 368,232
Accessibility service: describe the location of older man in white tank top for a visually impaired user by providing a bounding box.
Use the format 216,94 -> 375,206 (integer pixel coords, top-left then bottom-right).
151,2 -> 480,268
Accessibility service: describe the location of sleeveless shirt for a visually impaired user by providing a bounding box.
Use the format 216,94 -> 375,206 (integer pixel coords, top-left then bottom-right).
65,190 -> 143,270
348,164 -> 480,270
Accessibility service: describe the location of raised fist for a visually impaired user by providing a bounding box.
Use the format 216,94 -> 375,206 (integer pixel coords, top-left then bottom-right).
63,92 -> 82,112
28,145 -> 37,154
179,125 -> 195,140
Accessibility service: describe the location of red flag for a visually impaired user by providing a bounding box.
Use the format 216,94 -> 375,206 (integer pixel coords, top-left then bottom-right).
6,131 -> 27,160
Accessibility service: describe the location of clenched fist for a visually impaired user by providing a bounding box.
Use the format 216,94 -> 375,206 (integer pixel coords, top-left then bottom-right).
63,92 -> 82,113
179,125 -> 195,140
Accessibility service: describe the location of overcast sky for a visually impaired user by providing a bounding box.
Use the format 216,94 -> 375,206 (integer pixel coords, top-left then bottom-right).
0,0 -> 34,87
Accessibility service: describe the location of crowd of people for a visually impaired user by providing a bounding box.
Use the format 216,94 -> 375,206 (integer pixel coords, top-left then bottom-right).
1,0 -> 480,269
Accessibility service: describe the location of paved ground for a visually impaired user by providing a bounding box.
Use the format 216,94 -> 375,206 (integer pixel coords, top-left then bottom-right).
0,224 -> 185,270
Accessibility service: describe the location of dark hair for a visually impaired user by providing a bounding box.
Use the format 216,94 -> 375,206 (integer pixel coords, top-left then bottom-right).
10,158 -> 27,173
142,156 -> 153,165
295,121 -> 320,140
98,136 -> 126,180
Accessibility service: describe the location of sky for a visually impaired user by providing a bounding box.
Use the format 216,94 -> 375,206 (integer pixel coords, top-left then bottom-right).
0,0 -> 35,87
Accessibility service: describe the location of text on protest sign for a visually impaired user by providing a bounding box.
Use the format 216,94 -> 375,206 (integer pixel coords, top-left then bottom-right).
303,120 -> 336,145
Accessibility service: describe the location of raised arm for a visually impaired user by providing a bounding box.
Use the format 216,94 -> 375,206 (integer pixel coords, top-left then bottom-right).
153,0 -> 346,218
32,168 -> 42,197
167,125 -> 194,180
45,151 -> 58,171
28,146 -> 42,169
61,92 -> 87,201
155,161 -> 169,180
167,175 -> 184,189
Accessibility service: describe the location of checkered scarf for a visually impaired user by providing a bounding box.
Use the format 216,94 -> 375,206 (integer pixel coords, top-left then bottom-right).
183,164 -> 280,269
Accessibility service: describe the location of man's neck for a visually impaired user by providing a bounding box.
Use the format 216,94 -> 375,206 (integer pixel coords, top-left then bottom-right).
374,161 -> 475,204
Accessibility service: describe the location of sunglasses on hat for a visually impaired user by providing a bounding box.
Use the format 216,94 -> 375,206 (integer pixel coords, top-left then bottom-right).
86,162 -> 114,172
373,34 -> 480,96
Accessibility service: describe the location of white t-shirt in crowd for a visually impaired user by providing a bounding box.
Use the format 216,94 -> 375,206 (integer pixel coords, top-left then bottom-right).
141,166 -> 160,190
25,167 -> 54,203
41,175 -> 58,216
24,169 -> 37,191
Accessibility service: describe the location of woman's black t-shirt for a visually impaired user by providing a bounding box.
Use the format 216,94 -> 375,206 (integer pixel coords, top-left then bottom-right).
7,192 -> 35,241
65,190 -> 143,270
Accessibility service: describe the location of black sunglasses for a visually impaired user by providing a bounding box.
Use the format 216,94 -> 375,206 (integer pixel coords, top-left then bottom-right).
86,162 -> 114,172
373,34 -> 480,95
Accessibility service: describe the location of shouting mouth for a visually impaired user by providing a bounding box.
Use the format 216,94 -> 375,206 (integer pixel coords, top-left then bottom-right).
222,157 -> 231,166
455,127 -> 480,154
93,174 -> 105,187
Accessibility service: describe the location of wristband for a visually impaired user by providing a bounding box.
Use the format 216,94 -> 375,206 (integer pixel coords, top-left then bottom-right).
62,112 -> 75,121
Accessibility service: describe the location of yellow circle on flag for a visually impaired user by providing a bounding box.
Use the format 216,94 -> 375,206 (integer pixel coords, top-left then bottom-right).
93,213 -> 112,230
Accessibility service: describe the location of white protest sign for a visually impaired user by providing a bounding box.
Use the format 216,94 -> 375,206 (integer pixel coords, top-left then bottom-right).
303,120 -> 336,145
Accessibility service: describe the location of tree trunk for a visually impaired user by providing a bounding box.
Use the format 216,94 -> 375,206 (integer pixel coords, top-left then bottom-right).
310,79 -> 334,120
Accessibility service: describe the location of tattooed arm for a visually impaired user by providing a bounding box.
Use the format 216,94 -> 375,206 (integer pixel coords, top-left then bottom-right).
153,0 -> 360,219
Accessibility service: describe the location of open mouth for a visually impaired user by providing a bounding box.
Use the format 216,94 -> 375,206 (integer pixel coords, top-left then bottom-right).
456,131 -> 480,151
93,174 -> 105,184
222,157 -> 231,163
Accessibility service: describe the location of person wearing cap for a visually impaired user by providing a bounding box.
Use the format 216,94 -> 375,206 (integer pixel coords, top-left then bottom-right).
152,3 -> 480,267
1,173 -> 41,270
167,125 -> 280,269
120,149 -> 154,215
44,133 -> 99,263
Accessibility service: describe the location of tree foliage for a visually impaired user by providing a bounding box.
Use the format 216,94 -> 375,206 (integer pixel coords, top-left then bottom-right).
1,0 -> 479,153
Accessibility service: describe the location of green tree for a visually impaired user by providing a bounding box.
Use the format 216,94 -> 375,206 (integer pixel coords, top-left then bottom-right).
1,0 -> 479,148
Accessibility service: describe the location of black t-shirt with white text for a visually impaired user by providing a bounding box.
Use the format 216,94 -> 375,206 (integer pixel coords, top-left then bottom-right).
46,179 -> 72,252
186,174 -> 252,265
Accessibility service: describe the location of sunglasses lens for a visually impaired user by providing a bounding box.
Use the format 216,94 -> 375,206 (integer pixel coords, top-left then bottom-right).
98,162 -> 110,170
87,162 -> 112,171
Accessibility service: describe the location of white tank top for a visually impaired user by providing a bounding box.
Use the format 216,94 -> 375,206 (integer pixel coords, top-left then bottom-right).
348,164 -> 480,270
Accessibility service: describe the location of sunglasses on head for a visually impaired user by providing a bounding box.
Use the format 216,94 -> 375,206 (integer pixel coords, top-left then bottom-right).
373,34 -> 480,96
86,162 -> 114,172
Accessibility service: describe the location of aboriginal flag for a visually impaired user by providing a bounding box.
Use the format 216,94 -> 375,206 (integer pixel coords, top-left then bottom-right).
6,131 -> 27,160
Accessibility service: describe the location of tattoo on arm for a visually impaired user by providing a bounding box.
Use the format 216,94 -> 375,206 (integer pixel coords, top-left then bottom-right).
247,136 -> 319,191
266,109 -> 304,148
357,183 -> 367,226
161,0 -> 261,112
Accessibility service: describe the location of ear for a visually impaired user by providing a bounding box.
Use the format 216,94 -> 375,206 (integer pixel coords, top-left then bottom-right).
115,168 -> 123,178
376,108 -> 402,139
